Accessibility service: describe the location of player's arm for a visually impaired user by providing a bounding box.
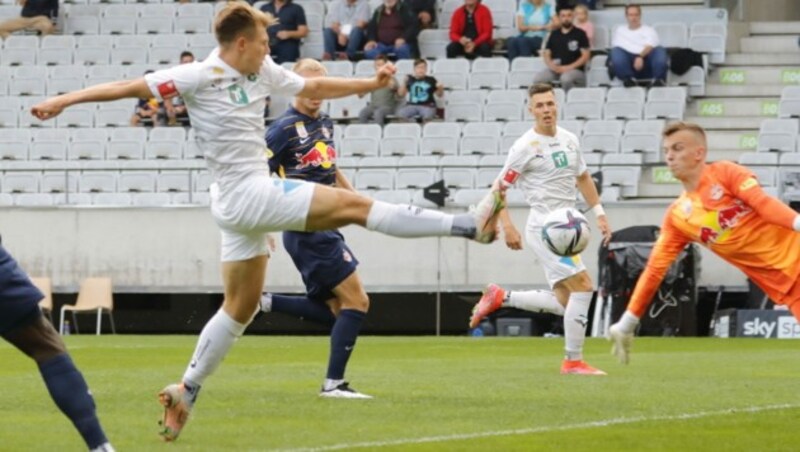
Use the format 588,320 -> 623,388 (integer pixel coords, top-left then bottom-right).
266,123 -> 289,177
334,168 -> 356,192
624,216 -> 690,321
576,170 -> 611,245
32,78 -> 151,120
299,63 -> 397,100
728,166 -> 800,231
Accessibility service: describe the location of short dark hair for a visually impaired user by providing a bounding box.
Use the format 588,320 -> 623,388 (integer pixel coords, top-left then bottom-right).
180,51 -> 194,60
413,58 -> 427,67
556,4 -> 574,13
625,3 -> 641,14
528,83 -> 554,98
375,54 -> 389,63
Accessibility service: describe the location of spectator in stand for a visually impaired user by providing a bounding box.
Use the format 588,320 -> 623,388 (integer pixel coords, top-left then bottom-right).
396,58 -> 443,121
364,0 -> 418,60
610,4 -> 668,87
574,3 -> 594,48
407,0 -> 436,30
163,51 -> 195,126
131,72 -> 161,127
506,0 -> 557,61
260,0 -> 308,64
446,0 -> 492,59
358,54 -> 399,125
532,5 -> 590,91
0,0 -> 57,39
323,0 -> 370,61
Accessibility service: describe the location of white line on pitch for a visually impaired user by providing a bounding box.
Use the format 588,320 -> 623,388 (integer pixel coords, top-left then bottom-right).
276,403 -> 800,452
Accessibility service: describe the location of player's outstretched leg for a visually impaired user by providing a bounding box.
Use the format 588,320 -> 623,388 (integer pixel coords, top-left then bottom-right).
469,285 -> 566,328
3,315 -> 114,451
260,293 -> 336,326
305,184 -> 505,243
607,311 -> 638,364
158,255 -> 267,441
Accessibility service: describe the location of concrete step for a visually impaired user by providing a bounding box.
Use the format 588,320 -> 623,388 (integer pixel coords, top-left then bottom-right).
706,130 -> 759,151
740,36 -> 800,53
689,97 -> 780,117
710,67 -> 800,85
750,22 -> 800,35
724,53 -> 800,66
685,116 -> 768,130
705,84 -> 786,97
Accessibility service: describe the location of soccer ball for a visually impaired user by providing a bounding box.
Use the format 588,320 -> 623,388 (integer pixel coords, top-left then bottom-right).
541,208 -> 591,257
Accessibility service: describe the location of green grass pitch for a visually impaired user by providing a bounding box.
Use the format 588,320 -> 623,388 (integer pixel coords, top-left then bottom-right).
1,336 -> 799,451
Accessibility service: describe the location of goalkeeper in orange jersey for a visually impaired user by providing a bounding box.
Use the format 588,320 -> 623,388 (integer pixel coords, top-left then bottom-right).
608,121 -> 800,364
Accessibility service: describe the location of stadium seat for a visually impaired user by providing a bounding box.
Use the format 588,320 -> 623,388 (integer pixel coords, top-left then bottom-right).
344,124 -> 382,141
175,16 -> 211,34
508,57 -> 548,89
484,102 -> 522,122
602,167 -> 641,198
145,140 -> 183,160
14,193 -> 54,206
559,119 -> 584,137
434,72 -> 468,90
462,121 -> 501,139
654,23 -> 688,48
29,141 -> 67,160
749,166 -> 779,187
371,189 -> 413,204
74,47 -> 111,65
420,136 -> 459,156
440,155 -> 479,167
355,169 -> 394,190
398,156 -> 438,168
137,15 -> 173,35
689,22 -> 726,64
593,25 -> 610,50
107,141 -> 144,160
68,142 -> 105,160
64,16 -> 100,35
354,60 -> 374,77
0,193 -> 11,206
357,156 -> 399,168
56,106 -> 94,128
321,60 -> 353,77
778,86 -> 800,118
445,102 -> 482,122
41,172 -> 78,193
0,128 -> 30,160
111,47 -> 149,65
38,35 -> 76,66
186,33 -> 217,61
95,103 -> 133,127
479,155 -> 506,168
9,74 -> 46,97
2,35 -> 38,66
93,193 -> 132,205
131,192 -> 171,206
668,65 -> 706,97
468,72 -> 507,90
18,96 -> 52,129
47,77 -> 84,96
586,55 -> 614,88
621,119 -> 665,163
341,137 -> 379,157
33,128 -> 69,142
396,168 -> 436,189
604,87 -> 645,120
602,153 -> 642,165
581,120 -> 624,154
739,152 -> 779,166
503,121 -> 532,137
119,172 -> 157,192
418,29 -> 449,59
445,89 -> 488,105
460,136 -> 498,156
452,188 -> 486,206
757,119 -> 798,153
564,88 -> 606,120
79,172 -> 118,193
644,87 -> 686,120
2,172 -> 40,193
432,58 -> 470,75
59,277 -> 116,335
476,168 -> 500,188
328,96 -> 368,120
149,47 -> 183,65
0,104 -> 17,128
384,123 -> 421,138
442,168 -> 476,189
380,137 -> 419,157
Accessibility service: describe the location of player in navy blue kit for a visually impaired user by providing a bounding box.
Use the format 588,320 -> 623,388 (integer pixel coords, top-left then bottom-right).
0,239 -> 113,451
260,59 -> 371,398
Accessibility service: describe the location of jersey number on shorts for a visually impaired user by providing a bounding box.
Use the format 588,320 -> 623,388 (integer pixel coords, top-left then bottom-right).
552,151 -> 569,168
228,85 -> 249,105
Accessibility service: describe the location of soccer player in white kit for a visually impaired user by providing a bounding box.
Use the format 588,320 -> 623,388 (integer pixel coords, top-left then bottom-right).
469,83 -> 612,375
31,2 -> 505,442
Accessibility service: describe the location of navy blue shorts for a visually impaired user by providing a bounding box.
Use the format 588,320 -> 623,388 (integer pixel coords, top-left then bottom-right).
282,229 -> 358,302
0,245 -> 43,334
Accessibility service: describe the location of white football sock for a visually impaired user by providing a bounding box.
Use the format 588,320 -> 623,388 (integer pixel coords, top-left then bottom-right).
183,309 -> 249,391
323,378 -> 344,391
564,292 -> 593,361
617,311 -> 640,334
366,201 -> 453,237
505,290 -> 565,316
260,293 -> 273,313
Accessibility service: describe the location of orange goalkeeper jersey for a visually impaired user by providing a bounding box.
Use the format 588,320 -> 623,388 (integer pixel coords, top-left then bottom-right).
627,161 -> 800,317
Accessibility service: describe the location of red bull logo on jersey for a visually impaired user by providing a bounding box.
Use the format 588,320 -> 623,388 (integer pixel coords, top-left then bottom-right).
698,201 -> 752,244
297,142 -> 337,170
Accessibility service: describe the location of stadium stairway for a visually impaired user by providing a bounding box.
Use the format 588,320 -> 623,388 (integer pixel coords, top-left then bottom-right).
687,21 -> 800,163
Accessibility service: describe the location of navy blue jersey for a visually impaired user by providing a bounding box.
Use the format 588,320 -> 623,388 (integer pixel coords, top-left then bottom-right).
0,245 -> 44,334
267,106 -> 338,186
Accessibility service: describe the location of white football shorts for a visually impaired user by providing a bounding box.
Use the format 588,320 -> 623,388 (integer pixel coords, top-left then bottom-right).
525,225 -> 587,289
210,175 -> 315,262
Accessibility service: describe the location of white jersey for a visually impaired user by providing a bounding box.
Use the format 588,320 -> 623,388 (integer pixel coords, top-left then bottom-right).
500,125 -> 587,227
611,24 -> 660,55
144,49 -> 306,190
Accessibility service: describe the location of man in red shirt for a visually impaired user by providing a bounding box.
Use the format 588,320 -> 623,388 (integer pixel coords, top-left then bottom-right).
446,0 -> 493,59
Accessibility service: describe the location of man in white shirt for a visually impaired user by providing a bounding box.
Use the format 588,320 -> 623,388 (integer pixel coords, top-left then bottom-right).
31,2 -> 505,442
610,4 -> 668,87
323,0 -> 370,61
469,83 -> 612,375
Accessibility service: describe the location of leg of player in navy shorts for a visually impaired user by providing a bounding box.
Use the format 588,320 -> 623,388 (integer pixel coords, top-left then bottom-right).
259,229 -> 371,398
0,244 -> 113,451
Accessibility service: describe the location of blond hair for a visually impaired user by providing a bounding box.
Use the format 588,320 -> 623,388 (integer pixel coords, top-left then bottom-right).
214,1 -> 278,45
663,121 -> 707,146
292,58 -> 328,76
